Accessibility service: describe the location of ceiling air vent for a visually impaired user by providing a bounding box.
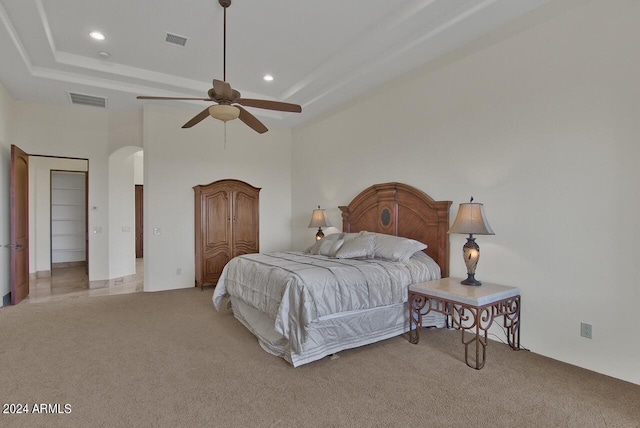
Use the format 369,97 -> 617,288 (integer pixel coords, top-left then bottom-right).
165,32 -> 188,47
68,92 -> 107,109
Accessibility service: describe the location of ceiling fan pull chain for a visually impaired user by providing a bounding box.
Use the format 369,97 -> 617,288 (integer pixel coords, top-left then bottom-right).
224,122 -> 227,150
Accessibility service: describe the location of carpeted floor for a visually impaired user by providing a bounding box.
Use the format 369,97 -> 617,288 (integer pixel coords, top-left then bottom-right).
1,287 -> 639,428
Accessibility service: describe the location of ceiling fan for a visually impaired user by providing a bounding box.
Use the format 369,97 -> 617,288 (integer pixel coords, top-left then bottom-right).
136,0 -> 301,134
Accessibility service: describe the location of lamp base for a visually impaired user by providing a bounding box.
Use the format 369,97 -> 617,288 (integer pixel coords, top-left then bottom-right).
460,274 -> 482,286
315,228 -> 324,241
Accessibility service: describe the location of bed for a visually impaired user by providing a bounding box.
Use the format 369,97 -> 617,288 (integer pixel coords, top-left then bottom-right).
212,182 -> 452,366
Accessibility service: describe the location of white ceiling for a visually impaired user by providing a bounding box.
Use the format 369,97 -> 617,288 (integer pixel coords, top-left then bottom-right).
0,0 -> 552,129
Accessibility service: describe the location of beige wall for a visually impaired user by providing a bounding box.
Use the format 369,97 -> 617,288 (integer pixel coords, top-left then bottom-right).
108,110 -> 143,153
0,83 -> 12,305
292,0 -> 640,384
107,111 -> 142,280
11,101 -> 111,281
142,105 -> 293,292
108,147 -> 138,280
133,151 -> 143,185
11,102 -> 143,284
5,100 -> 293,294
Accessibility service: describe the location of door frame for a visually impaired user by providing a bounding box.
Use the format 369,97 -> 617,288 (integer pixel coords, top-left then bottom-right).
135,185 -> 143,258
10,150 -> 89,304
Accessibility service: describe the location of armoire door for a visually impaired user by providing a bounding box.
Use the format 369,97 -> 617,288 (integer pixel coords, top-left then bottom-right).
202,188 -> 232,285
232,188 -> 260,258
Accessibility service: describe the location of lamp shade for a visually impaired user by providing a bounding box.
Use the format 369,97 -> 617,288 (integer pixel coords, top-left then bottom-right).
449,202 -> 494,235
308,206 -> 332,229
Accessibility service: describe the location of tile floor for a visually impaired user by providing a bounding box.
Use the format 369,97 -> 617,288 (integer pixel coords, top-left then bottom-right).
25,259 -> 144,304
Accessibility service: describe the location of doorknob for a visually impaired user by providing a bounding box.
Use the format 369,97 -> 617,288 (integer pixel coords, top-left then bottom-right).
3,243 -> 22,249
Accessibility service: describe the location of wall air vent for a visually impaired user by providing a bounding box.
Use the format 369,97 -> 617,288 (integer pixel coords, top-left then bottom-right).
165,32 -> 188,47
68,92 -> 107,109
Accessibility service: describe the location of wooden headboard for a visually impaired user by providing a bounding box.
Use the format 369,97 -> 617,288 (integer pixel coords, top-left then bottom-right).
339,182 -> 452,278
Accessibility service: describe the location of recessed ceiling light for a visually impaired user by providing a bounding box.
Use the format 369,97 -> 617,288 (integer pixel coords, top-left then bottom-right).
89,31 -> 106,41
263,74 -> 274,82
98,51 -> 111,58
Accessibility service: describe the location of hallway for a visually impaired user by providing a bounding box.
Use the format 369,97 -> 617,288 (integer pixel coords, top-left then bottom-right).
25,259 -> 143,304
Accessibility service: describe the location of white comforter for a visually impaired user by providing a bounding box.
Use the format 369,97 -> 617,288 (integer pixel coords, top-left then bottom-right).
212,252 -> 440,353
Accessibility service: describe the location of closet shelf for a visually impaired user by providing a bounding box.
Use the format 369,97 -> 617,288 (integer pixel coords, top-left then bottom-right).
51,187 -> 85,190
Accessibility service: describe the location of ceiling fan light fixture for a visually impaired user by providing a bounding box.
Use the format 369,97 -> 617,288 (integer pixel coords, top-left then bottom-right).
89,31 -> 106,41
209,105 -> 240,122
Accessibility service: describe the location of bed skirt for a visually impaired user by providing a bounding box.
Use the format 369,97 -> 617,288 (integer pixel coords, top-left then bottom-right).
229,297 -> 446,367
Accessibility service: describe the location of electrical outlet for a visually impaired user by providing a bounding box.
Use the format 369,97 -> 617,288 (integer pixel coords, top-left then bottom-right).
580,322 -> 592,339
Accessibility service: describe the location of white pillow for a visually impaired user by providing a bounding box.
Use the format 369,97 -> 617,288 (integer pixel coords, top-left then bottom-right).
306,233 -> 341,254
306,240 -> 321,254
342,232 -> 361,241
318,239 -> 344,258
324,233 -> 344,241
305,232 -> 364,254
372,233 -> 428,262
335,234 -> 376,259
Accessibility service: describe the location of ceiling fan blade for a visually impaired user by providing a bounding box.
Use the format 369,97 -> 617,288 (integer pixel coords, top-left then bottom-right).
213,79 -> 234,100
237,106 -> 268,134
237,98 -> 302,113
137,96 -> 211,101
182,108 -> 212,128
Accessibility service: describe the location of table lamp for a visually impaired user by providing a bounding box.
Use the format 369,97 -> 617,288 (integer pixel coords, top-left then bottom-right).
308,205 -> 332,240
448,197 -> 495,286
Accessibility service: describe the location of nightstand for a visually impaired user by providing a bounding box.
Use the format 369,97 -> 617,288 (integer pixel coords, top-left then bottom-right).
408,277 -> 521,370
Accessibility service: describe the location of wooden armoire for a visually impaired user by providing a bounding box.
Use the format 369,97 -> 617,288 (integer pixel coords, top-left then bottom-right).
193,179 -> 260,288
